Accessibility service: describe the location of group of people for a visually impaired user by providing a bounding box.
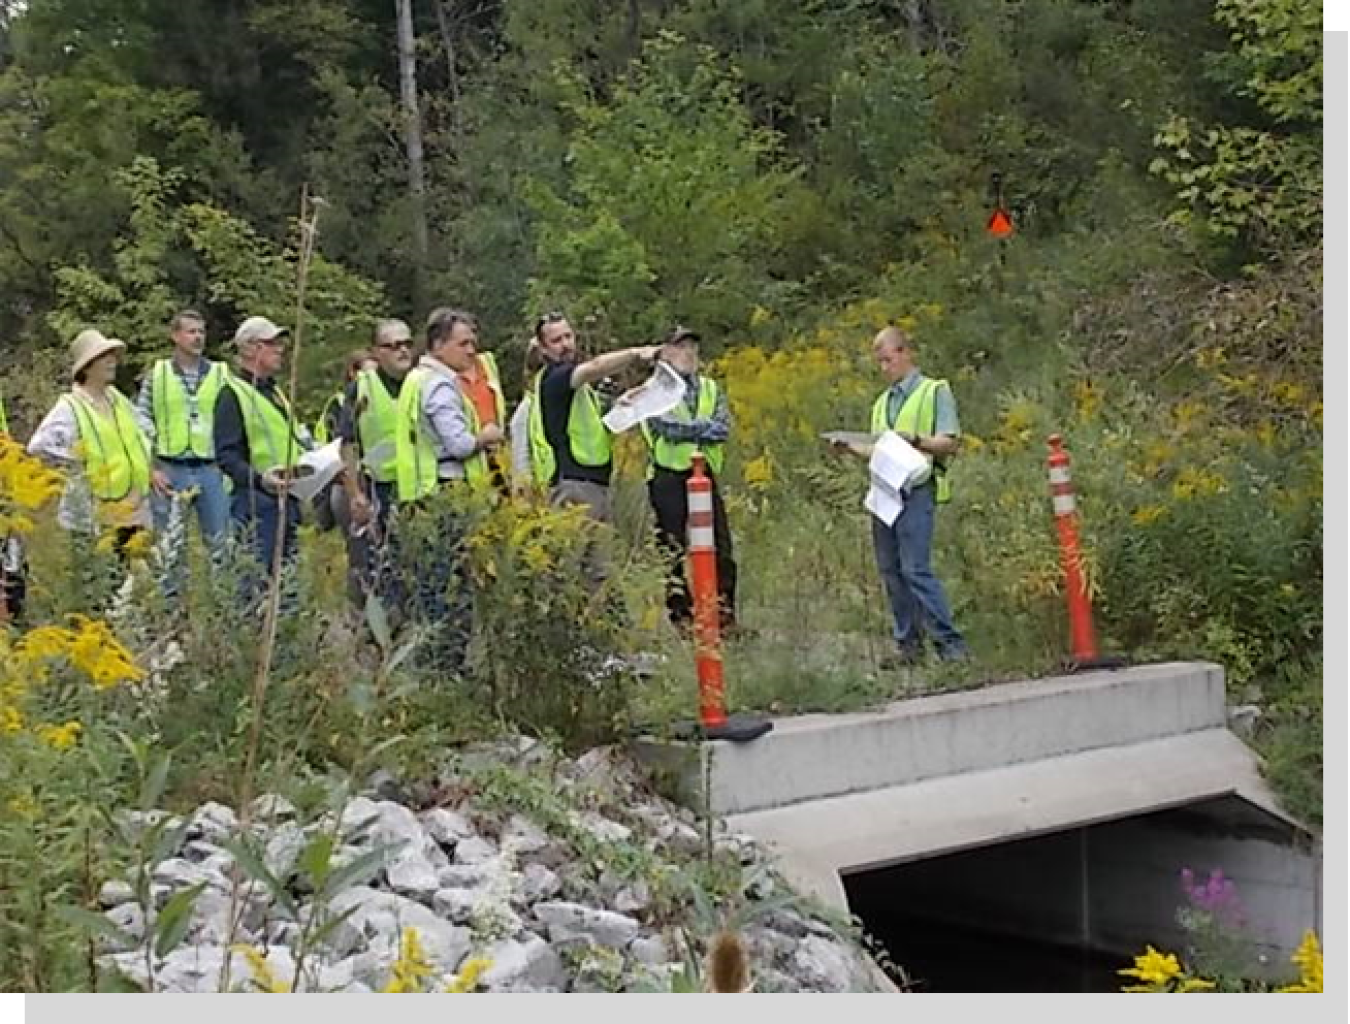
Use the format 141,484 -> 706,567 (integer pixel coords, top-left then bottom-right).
2,311 -> 969,666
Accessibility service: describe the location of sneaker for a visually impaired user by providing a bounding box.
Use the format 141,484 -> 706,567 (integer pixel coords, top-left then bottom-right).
879,647 -> 925,671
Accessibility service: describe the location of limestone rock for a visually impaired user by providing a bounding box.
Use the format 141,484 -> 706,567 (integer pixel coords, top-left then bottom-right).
263,821 -> 306,881
191,802 -> 238,843
628,934 -> 669,966
248,794 -> 298,822
421,807 -> 475,847
98,879 -> 135,908
791,935 -> 868,993
385,851 -> 441,902
513,863 -> 562,906
533,901 -> 641,949
327,885 -> 471,971
479,934 -> 566,993
453,837 -> 497,865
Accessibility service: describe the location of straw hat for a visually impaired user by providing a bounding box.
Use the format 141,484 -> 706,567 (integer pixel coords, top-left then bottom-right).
69,329 -> 127,378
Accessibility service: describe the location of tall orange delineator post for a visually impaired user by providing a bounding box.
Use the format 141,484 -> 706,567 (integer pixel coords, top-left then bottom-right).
1046,434 -> 1099,666
685,454 -> 771,742
687,453 -> 727,730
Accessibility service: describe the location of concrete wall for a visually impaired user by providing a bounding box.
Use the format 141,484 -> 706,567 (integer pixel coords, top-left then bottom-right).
841,796 -> 1319,984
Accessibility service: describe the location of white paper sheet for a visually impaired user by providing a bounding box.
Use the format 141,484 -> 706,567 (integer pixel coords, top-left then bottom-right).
284,440 -> 345,503
864,431 -> 933,526
602,361 -> 688,433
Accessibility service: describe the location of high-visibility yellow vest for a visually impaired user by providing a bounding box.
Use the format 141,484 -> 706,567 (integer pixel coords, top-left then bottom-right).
150,359 -> 227,459
526,368 -> 612,486
870,377 -> 954,504
65,389 -> 151,502
640,376 -> 725,477
395,366 -> 440,503
354,369 -> 399,484
224,376 -> 306,475
0,392 -> 8,436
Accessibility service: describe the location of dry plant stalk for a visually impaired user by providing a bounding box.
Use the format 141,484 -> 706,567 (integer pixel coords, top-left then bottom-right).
707,930 -> 752,993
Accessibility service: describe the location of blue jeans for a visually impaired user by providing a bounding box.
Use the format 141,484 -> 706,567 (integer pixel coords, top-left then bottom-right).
230,488 -> 301,610
150,460 -> 230,597
871,484 -> 967,658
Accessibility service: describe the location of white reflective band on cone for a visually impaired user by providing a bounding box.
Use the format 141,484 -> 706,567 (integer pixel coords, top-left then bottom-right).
689,525 -> 716,548
1053,493 -> 1076,516
687,490 -> 713,514
1049,466 -> 1071,485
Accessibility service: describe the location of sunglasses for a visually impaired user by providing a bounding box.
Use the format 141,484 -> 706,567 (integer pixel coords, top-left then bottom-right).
374,339 -> 413,351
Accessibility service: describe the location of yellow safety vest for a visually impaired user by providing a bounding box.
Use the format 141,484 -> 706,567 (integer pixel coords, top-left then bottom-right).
313,391 -> 344,445
526,368 -> 611,486
640,376 -> 725,477
354,369 -> 399,484
65,389 -> 152,503
151,359 -> 227,459
0,392 -> 8,436
224,376 -> 306,475
869,377 -> 954,504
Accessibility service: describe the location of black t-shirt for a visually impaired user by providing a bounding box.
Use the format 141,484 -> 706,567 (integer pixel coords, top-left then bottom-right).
539,361 -> 611,487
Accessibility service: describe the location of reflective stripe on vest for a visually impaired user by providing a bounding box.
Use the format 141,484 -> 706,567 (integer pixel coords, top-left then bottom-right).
152,359 -> 225,459
526,369 -> 612,486
869,377 -> 953,504
65,390 -> 151,502
225,377 -> 305,475
640,377 -> 725,476
355,369 -> 399,484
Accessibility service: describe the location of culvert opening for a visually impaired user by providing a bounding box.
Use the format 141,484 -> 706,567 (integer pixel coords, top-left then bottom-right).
840,796 -> 1317,993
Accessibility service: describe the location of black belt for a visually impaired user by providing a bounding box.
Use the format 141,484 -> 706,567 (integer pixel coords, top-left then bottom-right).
158,455 -> 216,467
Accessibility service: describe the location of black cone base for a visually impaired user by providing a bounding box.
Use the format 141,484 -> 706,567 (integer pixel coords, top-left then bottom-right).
702,714 -> 774,743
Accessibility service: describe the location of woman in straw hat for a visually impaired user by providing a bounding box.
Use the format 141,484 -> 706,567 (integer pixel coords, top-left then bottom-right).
27,329 -> 153,555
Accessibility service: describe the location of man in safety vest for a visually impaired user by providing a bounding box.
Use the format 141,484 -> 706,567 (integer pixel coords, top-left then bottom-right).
842,326 -> 967,663
528,311 -> 658,523
455,338 -> 508,494
393,308 -> 503,669
133,309 -> 231,595
638,326 -> 737,629
336,319 -> 413,605
214,316 -> 312,594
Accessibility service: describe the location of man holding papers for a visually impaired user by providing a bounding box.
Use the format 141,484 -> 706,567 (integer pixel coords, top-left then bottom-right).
839,326 -> 968,664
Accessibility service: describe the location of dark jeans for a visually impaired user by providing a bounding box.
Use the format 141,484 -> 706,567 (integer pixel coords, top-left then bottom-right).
871,484 -> 966,658
648,468 -> 737,628
231,488 -> 301,608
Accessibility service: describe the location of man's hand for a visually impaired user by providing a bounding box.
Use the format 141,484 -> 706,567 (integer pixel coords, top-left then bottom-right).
349,490 -> 373,528
150,469 -> 175,498
633,345 -> 661,364
476,423 -> 504,449
260,468 -> 288,495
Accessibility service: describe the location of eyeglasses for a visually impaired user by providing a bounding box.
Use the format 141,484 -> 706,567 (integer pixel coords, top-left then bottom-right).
374,339 -> 413,351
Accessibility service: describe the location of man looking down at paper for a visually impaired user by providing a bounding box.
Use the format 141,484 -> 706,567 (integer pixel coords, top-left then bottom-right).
842,326 -> 968,665
639,326 -> 737,630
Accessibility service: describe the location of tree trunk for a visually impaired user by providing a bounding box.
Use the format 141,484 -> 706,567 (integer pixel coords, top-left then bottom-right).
395,0 -> 429,289
434,0 -> 466,155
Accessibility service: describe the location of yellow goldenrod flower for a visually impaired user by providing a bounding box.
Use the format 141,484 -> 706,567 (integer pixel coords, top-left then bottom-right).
1119,946 -> 1183,989
742,453 -> 774,491
382,928 -> 436,993
36,720 -> 83,751
1,706 -> 24,735
748,305 -> 773,328
66,616 -> 143,689
232,944 -> 290,993
1131,505 -> 1167,527
6,793 -> 37,818
1277,931 -> 1323,993
446,956 -> 493,993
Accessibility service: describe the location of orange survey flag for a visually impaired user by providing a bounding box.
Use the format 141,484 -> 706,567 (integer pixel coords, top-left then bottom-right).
987,207 -> 1014,239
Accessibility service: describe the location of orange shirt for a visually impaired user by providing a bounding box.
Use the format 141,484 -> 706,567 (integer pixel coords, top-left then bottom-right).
457,364 -> 498,428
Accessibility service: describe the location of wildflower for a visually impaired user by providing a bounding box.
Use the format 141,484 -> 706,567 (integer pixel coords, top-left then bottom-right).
382,928 -> 436,993
1074,380 -> 1101,422
748,305 -> 772,328
1131,505 -> 1167,527
66,616 -> 143,689
1194,347 -> 1226,369
16,625 -> 74,663
742,453 -> 774,491
446,956 -> 492,993
0,439 -> 64,512
36,720 -> 82,751
6,793 -> 37,818
121,529 -> 153,560
1119,946 -> 1183,990
1254,421 -> 1278,448
1,707 -> 24,734
1277,930 -> 1322,992
232,944 -> 289,993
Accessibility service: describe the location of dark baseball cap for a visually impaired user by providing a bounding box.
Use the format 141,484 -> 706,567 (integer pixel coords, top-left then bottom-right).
665,325 -> 701,345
